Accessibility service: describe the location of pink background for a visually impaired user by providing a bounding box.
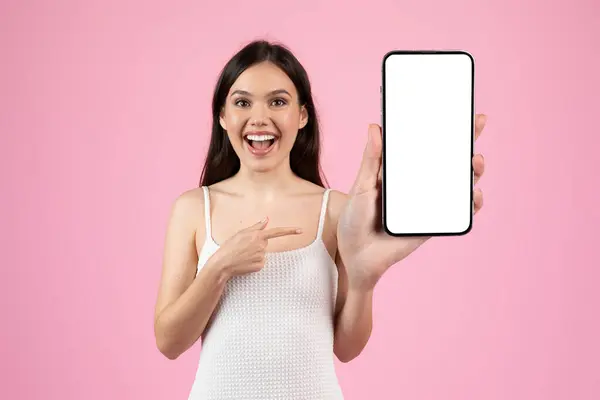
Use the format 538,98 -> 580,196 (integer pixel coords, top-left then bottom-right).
2,0 -> 599,399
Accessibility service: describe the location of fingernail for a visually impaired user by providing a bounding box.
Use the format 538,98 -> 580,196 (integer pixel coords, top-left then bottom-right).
296,228 -> 303,234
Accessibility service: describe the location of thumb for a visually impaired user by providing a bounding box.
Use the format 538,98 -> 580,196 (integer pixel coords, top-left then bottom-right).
350,124 -> 382,195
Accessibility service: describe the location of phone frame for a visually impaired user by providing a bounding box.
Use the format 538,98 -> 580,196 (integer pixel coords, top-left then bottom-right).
381,50 -> 475,237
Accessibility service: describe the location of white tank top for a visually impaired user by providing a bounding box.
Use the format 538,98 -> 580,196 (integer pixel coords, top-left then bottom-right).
187,186 -> 344,399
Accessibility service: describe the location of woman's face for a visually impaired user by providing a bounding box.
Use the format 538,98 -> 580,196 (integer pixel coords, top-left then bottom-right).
219,61 -> 308,173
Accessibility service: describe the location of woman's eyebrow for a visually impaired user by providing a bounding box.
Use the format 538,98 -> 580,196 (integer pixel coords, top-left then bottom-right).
230,89 -> 291,97
268,89 -> 291,96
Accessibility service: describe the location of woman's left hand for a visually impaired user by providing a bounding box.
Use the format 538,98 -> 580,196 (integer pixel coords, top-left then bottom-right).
337,114 -> 487,291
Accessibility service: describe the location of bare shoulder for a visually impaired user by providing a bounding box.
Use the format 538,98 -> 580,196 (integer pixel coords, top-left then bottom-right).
171,187 -> 205,217
296,183 -> 348,226
167,187 -> 205,241
326,189 -> 349,227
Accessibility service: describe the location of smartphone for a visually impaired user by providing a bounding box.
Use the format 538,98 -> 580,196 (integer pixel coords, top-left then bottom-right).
382,50 -> 475,236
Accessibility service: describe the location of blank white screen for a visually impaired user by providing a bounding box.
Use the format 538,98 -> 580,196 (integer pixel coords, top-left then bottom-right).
383,52 -> 473,235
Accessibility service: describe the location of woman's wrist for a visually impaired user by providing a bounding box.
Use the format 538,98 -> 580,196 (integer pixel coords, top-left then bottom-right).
205,254 -> 233,286
344,259 -> 381,293
348,280 -> 377,294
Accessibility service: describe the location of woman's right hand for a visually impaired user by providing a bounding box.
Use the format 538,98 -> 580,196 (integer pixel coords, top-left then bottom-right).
209,217 -> 302,278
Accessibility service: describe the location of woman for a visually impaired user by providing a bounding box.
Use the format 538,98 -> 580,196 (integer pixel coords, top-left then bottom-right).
154,40 -> 487,399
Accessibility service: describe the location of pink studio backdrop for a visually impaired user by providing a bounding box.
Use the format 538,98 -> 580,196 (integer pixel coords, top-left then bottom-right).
2,0 -> 599,399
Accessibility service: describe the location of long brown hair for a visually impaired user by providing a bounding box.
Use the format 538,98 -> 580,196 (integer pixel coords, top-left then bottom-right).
199,40 -> 328,188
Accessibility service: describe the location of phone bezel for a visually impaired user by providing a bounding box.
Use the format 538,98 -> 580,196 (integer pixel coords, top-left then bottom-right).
381,50 -> 475,237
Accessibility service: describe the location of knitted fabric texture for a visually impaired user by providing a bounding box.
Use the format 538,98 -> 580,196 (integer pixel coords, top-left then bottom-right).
187,187 -> 343,400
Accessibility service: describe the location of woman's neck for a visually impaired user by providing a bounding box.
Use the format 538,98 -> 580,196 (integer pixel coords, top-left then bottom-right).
230,161 -> 301,197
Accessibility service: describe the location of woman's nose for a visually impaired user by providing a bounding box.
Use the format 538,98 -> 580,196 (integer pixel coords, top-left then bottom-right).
249,104 -> 269,126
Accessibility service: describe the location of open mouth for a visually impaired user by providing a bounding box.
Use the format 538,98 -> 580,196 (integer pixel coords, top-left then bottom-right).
243,132 -> 278,155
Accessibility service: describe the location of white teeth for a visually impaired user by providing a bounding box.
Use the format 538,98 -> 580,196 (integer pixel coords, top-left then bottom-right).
246,134 -> 275,141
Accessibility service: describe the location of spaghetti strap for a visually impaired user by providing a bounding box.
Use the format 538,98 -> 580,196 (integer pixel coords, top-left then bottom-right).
201,186 -> 212,239
316,189 -> 331,239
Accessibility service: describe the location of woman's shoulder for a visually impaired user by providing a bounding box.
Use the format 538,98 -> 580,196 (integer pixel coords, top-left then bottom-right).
327,188 -> 349,204
298,181 -> 349,209
325,188 -> 349,229
168,187 -> 205,230
173,186 -> 205,209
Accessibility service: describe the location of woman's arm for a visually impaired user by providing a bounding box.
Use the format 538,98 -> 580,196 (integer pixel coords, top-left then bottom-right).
153,190 -> 229,360
328,191 -> 375,363
332,253 -> 374,363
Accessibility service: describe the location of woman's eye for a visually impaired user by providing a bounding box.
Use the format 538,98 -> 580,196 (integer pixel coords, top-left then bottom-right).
234,99 -> 250,107
271,98 -> 287,107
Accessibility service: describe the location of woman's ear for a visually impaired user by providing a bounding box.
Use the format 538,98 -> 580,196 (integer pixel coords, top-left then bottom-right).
299,105 -> 308,129
219,109 -> 227,130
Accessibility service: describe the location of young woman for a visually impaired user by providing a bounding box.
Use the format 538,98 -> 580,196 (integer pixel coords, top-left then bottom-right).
154,40 -> 487,399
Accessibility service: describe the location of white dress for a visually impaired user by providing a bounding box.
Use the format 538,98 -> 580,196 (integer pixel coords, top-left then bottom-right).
187,186 -> 344,399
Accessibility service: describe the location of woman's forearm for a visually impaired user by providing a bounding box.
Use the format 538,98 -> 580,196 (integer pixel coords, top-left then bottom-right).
154,259 -> 230,359
333,288 -> 374,363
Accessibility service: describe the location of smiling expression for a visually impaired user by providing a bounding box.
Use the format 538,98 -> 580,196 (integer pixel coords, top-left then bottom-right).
219,61 -> 308,172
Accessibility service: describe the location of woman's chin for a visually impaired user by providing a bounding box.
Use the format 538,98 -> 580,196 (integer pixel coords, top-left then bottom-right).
241,153 -> 289,174
244,158 -> 280,173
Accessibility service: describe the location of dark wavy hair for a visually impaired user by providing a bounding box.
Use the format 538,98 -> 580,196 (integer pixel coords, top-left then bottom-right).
199,40 -> 328,188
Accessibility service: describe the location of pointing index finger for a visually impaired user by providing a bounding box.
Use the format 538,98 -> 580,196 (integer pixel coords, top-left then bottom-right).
262,227 -> 303,239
